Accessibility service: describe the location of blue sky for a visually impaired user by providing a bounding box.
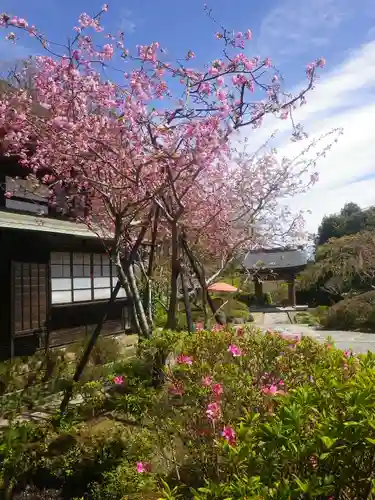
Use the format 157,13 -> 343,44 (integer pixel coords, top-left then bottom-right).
2,0 -> 375,234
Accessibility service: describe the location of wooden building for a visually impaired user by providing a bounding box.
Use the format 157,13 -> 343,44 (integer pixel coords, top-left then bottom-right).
243,247 -> 308,307
0,157 -> 134,360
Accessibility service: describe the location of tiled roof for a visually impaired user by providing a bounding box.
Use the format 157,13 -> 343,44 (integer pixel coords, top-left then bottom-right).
0,210 -> 110,239
243,248 -> 308,269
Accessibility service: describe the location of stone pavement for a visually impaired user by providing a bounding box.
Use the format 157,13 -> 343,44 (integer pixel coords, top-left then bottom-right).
255,322 -> 375,354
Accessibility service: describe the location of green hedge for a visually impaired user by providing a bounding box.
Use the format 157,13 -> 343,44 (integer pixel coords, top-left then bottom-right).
323,291 -> 375,332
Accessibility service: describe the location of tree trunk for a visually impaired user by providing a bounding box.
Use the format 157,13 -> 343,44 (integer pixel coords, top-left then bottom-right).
143,205 -> 159,326
59,217 -> 151,417
167,222 -> 180,329
181,237 -> 224,325
126,263 -> 151,338
180,264 -> 193,332
59,281 -> 121,416
121,270 -> 141,332
201,270 -> 209,329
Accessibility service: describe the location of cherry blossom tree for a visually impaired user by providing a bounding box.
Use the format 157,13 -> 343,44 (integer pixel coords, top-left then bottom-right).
0,5 -> 330,377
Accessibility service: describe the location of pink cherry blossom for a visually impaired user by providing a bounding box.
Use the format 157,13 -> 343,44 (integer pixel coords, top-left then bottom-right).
222,425 -> 236,446
0,5 -> 329,343
206,402 -> 221,421
136,461 -> 151,473
264,57 -> 272,67
245,29 -> 252,40
176,354 -> 193,365
102,43 -> 114,59
227,344 -> 242,357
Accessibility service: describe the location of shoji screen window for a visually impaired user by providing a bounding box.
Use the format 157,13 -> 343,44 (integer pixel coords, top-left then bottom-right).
50,252 -> 125,304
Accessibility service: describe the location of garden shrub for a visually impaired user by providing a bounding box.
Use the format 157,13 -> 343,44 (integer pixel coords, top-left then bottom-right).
4,327 -> 375,499
263,291 -> 273,305
235,292 -> 256,306
323,290 -> 375,331
294,311 -> 320,326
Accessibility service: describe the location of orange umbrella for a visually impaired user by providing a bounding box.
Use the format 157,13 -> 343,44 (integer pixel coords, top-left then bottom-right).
207,282 -> 241,293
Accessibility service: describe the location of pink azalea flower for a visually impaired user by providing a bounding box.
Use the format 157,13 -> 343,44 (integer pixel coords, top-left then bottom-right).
227,344 -> 242,357
344,349 -> 352,359
222,425 -> 236,446
195,322 -> 204,331
206,402 -> 221,421
176,354 -> 193,365
202,375 -> 213,387
212,383 -> 223,398
261,384 -> 281,395
113,375 -> 124,385
136,461 -> 150,473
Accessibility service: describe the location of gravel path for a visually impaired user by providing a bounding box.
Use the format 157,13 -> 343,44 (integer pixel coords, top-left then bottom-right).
256,322 -> 375,354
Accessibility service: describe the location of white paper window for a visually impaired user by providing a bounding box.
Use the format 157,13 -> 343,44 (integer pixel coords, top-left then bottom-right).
73,278 -> 91,289
50,251 -> 124,304
51,278 -> 71,291
94,277 -> 111,288
94,287 -> 111,300
52,291 -> 72,304
73,289 -> 92,302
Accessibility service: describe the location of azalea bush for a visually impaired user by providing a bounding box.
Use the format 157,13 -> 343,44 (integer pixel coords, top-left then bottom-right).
2,327 -> 375,499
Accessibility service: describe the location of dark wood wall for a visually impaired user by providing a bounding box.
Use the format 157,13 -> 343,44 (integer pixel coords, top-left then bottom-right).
0,228 -> 134,360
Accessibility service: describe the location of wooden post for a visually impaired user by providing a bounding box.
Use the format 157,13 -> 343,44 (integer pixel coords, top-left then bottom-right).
287,277 -> 296,307
254,278 -> 263,305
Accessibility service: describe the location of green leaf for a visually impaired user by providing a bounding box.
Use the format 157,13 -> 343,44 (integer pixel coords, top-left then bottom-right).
365,437 -> 375,445
320,436 -> 337,449
319,452 -> 331,460
294,476 -> 309,493
344,421 -> 361,427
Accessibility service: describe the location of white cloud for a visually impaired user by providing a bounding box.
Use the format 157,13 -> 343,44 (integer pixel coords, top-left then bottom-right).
245,39 -> 375,235
119,9 -> 136,34
292,178 -> 375,234
257,0 -> 374,62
